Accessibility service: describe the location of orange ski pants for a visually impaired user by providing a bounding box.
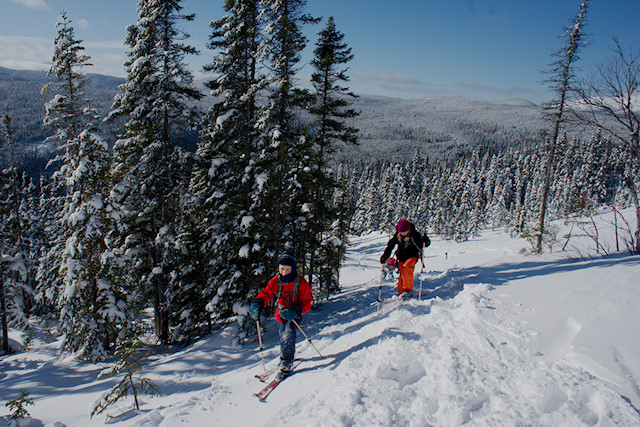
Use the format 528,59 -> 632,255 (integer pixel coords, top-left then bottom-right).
397,257 -> 418,295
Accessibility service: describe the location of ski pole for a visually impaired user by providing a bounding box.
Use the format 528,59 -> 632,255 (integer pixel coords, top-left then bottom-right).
418,249 -> 425,300
256,320 -> 267,371
292,319 -> 324,358
377,266 -> 384,303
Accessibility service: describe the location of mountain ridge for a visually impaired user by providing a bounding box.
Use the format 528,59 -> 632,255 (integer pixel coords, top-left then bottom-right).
0,66 -> 545,165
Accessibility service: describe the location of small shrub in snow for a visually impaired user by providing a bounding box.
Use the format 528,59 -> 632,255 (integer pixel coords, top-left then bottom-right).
91,339 -> 161,419
5,391 -> 34,420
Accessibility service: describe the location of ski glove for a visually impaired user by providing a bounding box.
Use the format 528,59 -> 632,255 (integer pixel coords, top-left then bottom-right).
249,299 -> 263,320
280,306 -> 302,322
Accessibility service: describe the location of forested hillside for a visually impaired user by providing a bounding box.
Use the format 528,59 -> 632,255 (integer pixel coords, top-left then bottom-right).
339,95 -> 546,163
0,66 -> 546,169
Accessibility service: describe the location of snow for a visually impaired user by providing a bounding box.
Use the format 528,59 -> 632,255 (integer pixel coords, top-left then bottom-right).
239,243 -> 251,258
241,215 -> 254,229
2,209 -> 640,426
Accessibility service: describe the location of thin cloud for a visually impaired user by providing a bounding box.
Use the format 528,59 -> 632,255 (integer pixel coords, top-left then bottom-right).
0,35 -> 127,77
11,0 -> 49,10
85,40 -> 126,49
0,35 -> 51,71
457,81 -> 540,98
77,19 -> 90,30
352,69 -> 437,98
353,69 -> 424,86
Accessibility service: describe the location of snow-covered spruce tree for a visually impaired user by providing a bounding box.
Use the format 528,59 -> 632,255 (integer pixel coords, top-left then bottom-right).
248,0 -> 319,282
407,149 -> 428,228
306,16 -> 358,297
511,151 -> 537,236
190,0 -> 266,322
107,0 -> 203,343
1,115 -> 28,354
34,175 -> 65,314
536,0 -> 589,253
577,131 -> 611,209
20,175 -> 44,315
348,162 -> 382,234
42,11 -> 123,361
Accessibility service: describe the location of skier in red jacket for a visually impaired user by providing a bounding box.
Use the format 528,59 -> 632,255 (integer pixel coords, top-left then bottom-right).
249,252 -> 313,376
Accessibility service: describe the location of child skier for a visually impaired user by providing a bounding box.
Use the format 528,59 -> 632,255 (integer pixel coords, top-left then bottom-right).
248,252 -> 313,377
380,219 -> 428,299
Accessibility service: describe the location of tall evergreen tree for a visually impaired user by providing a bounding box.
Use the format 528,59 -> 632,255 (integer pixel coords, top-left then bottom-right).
310,16 -> 358,156
107,0 -> 203,343
34,175 -> 65,313
306,16 -> 358,296
1,114 -> 30,354
249,0 -> 319,276
42,12 -> 122,360
190,0 -> 265,320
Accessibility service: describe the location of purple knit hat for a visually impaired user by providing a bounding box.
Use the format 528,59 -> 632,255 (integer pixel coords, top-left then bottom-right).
396,219 -> 411,233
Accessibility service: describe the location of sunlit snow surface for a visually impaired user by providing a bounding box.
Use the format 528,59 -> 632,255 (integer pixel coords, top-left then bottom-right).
2,208 -> 640,426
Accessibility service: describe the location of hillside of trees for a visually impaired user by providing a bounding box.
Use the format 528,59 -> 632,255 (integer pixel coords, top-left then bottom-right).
0,65 -> 550,170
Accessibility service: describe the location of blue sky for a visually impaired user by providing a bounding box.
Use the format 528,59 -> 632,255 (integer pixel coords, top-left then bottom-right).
1,0 -> 638,104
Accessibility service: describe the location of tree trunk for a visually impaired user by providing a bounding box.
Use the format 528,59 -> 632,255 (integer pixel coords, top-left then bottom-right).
623,173 -> 640,254
1,266 -> 10,354
536,137 -> 556,252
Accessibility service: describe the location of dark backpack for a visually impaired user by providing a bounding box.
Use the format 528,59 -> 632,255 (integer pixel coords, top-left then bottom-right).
423,233 -> 431,248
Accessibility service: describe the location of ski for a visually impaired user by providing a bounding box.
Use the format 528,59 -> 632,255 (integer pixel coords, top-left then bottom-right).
254,376 -> 282,401
255,366 -> 277,382
255,358 -> 302,382
254,360 -> 303,401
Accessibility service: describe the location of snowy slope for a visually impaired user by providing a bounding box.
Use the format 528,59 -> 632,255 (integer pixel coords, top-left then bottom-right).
2,209 -> 640,426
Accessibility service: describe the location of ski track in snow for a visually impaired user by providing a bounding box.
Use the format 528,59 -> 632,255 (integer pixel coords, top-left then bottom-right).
2,223 -> 640,426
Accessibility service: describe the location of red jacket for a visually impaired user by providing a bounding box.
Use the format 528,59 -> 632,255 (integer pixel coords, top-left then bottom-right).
257,274 -> 313,323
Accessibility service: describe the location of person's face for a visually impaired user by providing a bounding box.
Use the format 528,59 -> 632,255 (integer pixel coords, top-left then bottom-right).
399,230 -> 410,240
279,265 -> 293,276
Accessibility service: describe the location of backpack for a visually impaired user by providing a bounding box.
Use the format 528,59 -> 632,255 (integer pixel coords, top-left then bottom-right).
275,274 -> 301,309
422,233 -> 431,248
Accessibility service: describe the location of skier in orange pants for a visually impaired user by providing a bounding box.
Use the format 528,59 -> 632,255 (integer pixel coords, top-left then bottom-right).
380,219 -> 430,298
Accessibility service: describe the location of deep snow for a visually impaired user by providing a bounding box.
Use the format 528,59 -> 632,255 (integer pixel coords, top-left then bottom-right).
2,208 -> 640,426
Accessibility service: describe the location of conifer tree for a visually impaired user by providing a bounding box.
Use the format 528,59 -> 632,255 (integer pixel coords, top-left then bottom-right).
310,16 -> 358,156
34,175 -> 65,313
1,114 -> 28,354
306,16 -> 358,295
190,0 -> 266,320
249,0 -> 319,278
43,11 -> 121,360
107,0 -> 203,343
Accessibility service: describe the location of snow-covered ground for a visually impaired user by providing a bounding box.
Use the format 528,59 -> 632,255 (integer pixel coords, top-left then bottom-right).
2,208 -> 640,426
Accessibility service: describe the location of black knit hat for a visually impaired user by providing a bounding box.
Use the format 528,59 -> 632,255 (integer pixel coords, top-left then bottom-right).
277,252 -> 297,268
